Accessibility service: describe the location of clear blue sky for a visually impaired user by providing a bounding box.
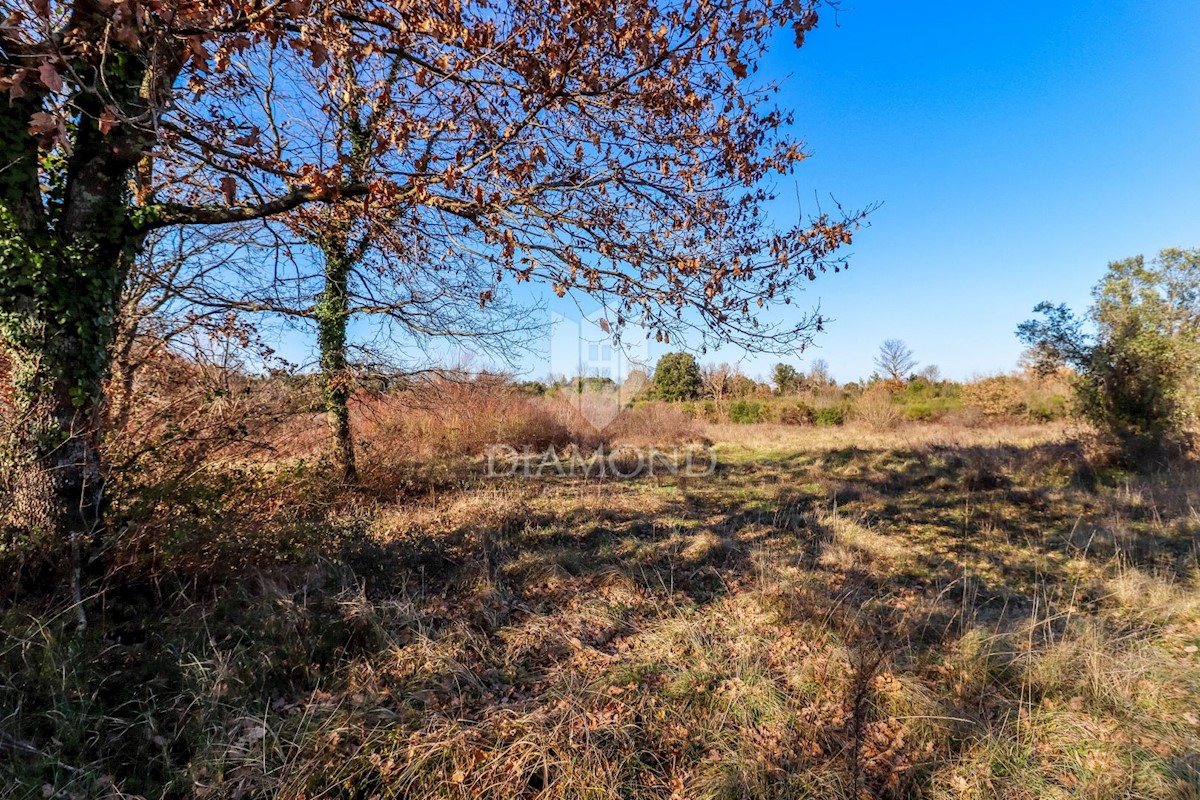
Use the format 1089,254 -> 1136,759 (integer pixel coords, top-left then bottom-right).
712,0 -> 1200,382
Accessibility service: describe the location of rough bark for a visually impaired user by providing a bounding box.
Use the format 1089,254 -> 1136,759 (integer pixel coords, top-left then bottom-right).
6,389 -> 103,540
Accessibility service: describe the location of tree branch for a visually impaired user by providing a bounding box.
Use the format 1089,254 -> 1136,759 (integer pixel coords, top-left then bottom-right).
137,183 -> 369,230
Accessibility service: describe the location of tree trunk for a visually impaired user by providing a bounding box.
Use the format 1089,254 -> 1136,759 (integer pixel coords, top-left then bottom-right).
1,250 -> 128,551
6,384 -> 104,541
327,385 -> 357,485
0,73 -> 144,552
316,247 -> 358,485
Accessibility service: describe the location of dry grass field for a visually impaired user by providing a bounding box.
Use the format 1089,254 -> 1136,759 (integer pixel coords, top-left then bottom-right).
3,420 -> 1199,799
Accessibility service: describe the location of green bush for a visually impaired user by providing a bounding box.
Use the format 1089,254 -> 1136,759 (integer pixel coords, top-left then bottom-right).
900,397 -> 959,421
1026,394 -> 1068,422
572,375 -> 616,393
814,405 -> 846,426
898,378 -> 960,403
728,399 -> 765,424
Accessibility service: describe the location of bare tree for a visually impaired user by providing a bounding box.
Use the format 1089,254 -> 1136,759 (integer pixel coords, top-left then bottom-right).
807,357 -> 834,387
874,339 -> 918,382
107,224 -> 276,432
702,363 -> 738,404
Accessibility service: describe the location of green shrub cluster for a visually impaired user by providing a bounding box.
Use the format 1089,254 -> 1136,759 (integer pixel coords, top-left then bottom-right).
728,399 -> 766,424
667,372 -> 1068,427
814,405 -> 846,426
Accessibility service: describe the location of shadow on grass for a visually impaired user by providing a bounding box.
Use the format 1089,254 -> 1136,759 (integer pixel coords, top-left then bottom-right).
5,437 -> 1200,798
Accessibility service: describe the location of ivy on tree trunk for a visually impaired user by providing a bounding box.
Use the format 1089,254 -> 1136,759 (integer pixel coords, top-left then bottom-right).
0,68 -> 145,545
316,242 -> 358,485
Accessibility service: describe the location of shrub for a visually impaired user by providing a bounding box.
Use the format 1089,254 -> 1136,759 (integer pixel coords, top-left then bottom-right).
682,399 -> 723,423
854,388 -> 901,430
605,401 -> 704,445
355,378 -> 574,470
961,374 -> 1069,422
1026,394 -> 1068,422
728,399 -> 765,424
961,375 -> 1028,417
779,402 -> 816,425
898,377 -> 960,403
814,405 -> 846,426
900,398 -> 958,422
901,402 -> 937,422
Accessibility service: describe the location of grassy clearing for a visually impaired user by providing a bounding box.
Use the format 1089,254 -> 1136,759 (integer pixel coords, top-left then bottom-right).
3,423 -> 1199,799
